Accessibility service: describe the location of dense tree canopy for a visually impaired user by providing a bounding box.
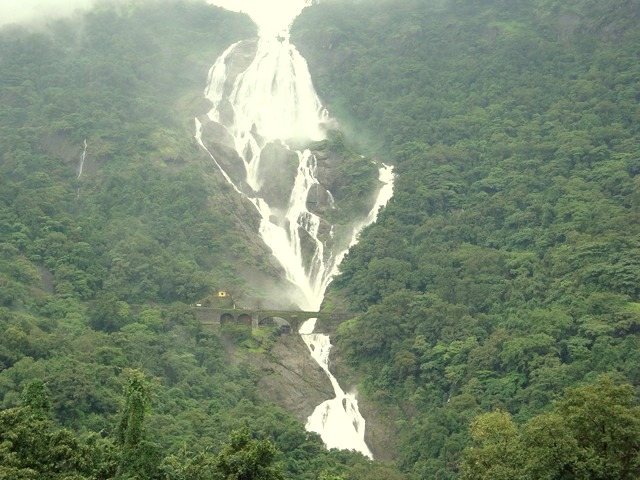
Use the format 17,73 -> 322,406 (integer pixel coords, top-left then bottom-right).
1,0 -> 639,478
461,376 -> 640,480
294,0 -> 640,477
0,1 -> 403,479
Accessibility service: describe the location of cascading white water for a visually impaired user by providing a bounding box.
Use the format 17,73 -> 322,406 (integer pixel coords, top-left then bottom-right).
299,164 -> 392,459
200,0 -> 394,458
76,139 -> 88,198
77,139 -> 87,179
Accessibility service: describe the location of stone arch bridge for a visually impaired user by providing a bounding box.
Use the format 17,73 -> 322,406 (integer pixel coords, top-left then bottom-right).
191,307 -> 353,332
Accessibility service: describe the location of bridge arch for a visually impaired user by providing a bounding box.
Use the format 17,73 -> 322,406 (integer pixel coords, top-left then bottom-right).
237,313 -> 252,327
263,316 -> 292,334
192,306 -> 352,330
258,316 -> 274,326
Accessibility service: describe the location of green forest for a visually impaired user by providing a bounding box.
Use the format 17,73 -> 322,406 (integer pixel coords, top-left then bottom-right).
1,0 -> 639,478
295,0 -> 640,478
0,1 -> 400,479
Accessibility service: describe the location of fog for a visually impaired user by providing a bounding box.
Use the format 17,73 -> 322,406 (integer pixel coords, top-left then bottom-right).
0,0 -> 322,31
206,0 -> 312,36
0,0 -> 100,27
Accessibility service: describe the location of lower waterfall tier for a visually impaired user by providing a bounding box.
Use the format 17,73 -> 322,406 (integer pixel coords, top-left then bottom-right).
300,319 -> 373,458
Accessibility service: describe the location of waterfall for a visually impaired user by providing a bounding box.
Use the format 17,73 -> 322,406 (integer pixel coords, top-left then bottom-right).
76,139 -> 87,199
77,139 -> 87,179
200,0 -> 394,458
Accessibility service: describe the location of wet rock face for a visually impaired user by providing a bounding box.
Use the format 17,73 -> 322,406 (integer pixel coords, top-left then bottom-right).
199,118 -> 250,189
201,115 -> 236,149
255,334 -> 334,421
256,142 -> 299,209
213,39 -> 258,127
310,149 -> 343,213
226,39 -> 258,76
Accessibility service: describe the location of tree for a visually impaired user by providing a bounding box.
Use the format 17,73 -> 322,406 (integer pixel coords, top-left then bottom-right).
520,412 -> 582,479
89,293 -> 131,333
0,404 -> 110,480
116,369 -> 160,479
460,410 -> 523,480
21,380 -> 51,418
461,376 -> 640,479
554,376 -> 640,479
117,370 -> 149,450
215,428 -> 285,480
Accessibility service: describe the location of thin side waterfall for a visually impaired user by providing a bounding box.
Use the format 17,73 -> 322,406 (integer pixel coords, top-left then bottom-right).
76,139 -> 87,198
200,0 -> 394,458
77,139 -> 87,179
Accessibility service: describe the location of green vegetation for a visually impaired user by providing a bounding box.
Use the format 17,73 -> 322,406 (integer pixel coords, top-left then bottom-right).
0,1 -> 404,478
461,376 -> 640,480
0,0 -> 258,309
1,375 -> 290,480
294,0 -> 640,477
310,130 -> 380,226
2,0 -> 639,478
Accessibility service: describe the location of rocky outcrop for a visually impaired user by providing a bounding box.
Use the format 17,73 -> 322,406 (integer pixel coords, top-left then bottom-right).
257,322 -> 401,461
256,142 -> 299,209
254,334 -> 334,421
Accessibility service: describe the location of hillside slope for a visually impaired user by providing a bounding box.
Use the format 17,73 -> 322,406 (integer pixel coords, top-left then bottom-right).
294,0 -> 640,477
0,2 -> 406,478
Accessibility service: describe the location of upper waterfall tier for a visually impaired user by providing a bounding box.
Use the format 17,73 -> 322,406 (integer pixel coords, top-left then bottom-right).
207,37 -> 327,154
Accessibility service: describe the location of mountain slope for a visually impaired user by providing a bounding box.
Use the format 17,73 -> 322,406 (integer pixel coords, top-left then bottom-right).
0,2 -> 406,478
294,0 -> 640,477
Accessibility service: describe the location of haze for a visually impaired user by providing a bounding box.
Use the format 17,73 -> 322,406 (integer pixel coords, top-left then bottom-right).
0,0 -> 99,26
0,0 -> 316,32
206,0 -> 313,36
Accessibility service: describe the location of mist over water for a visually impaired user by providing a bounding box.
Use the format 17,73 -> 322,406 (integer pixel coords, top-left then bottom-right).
199,0 -> 394,458
207,0 -> 310,37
